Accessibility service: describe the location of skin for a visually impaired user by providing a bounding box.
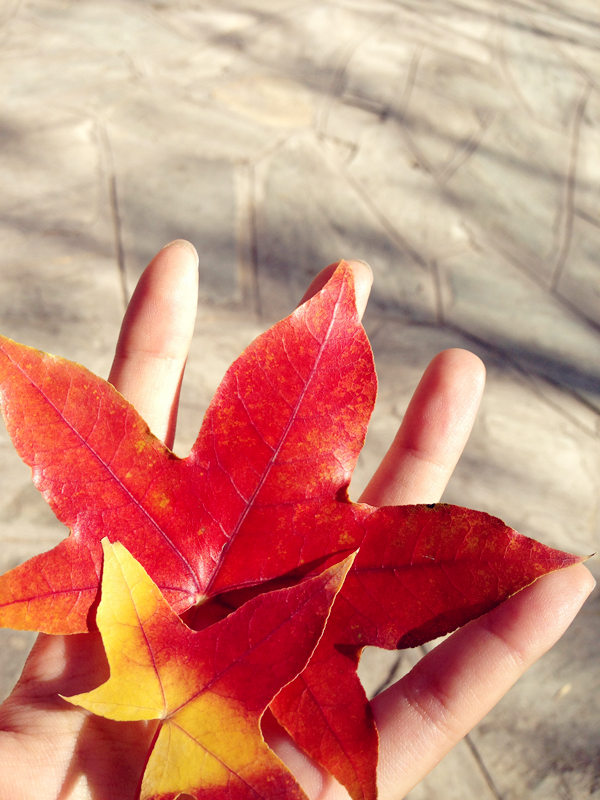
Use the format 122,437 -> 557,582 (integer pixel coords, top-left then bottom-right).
0,241 -> 594,800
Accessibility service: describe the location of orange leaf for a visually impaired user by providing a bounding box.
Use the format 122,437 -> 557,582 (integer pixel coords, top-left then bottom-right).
65,539 -> 354,800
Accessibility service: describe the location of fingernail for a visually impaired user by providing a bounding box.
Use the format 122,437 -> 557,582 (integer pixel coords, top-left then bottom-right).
162,239 -> 199,265
350,259 -> 371,269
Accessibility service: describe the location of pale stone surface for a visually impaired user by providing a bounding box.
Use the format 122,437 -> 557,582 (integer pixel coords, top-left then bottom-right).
558,211 -> 600,327
255,134 -> 436,322
114,146 -> 240,301
214,75 -> 315,129
575,89 -> 600,225
0,1 -> 598,797
439,247 -> 600,410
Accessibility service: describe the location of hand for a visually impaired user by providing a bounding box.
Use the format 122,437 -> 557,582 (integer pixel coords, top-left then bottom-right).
0,242 -> 594,800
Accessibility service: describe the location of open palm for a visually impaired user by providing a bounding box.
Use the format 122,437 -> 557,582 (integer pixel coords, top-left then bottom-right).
0,241 -> 593,800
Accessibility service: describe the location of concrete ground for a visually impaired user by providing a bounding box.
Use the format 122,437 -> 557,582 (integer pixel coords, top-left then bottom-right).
0,1 -> 598,797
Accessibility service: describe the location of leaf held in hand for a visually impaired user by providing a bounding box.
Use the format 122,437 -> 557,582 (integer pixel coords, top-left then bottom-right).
0,261 -> 582,800
65,539 -> 354,800
0,263 -> 373,633
271,504 -> 580,800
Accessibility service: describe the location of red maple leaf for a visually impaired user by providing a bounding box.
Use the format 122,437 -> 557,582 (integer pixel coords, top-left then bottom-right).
0,263 -> 375,632
271,504 -> 576,799
0,262 -> 580,799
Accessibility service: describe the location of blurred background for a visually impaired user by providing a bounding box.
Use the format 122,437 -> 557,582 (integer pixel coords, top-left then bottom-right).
0,1 -> 598,797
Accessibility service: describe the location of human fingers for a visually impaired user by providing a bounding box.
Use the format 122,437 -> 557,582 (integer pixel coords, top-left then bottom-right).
0,242 -> 199,795
298,259 -> 373,319
372,562 -> 595,799
300,263 -> 486,510
108,239 -> 199,448
360,348 -> 485,506
10,242 -> 198,695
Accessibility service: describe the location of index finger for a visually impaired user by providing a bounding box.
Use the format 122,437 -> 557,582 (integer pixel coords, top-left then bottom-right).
361,348 -> 486,506
108,240 -> 199,448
